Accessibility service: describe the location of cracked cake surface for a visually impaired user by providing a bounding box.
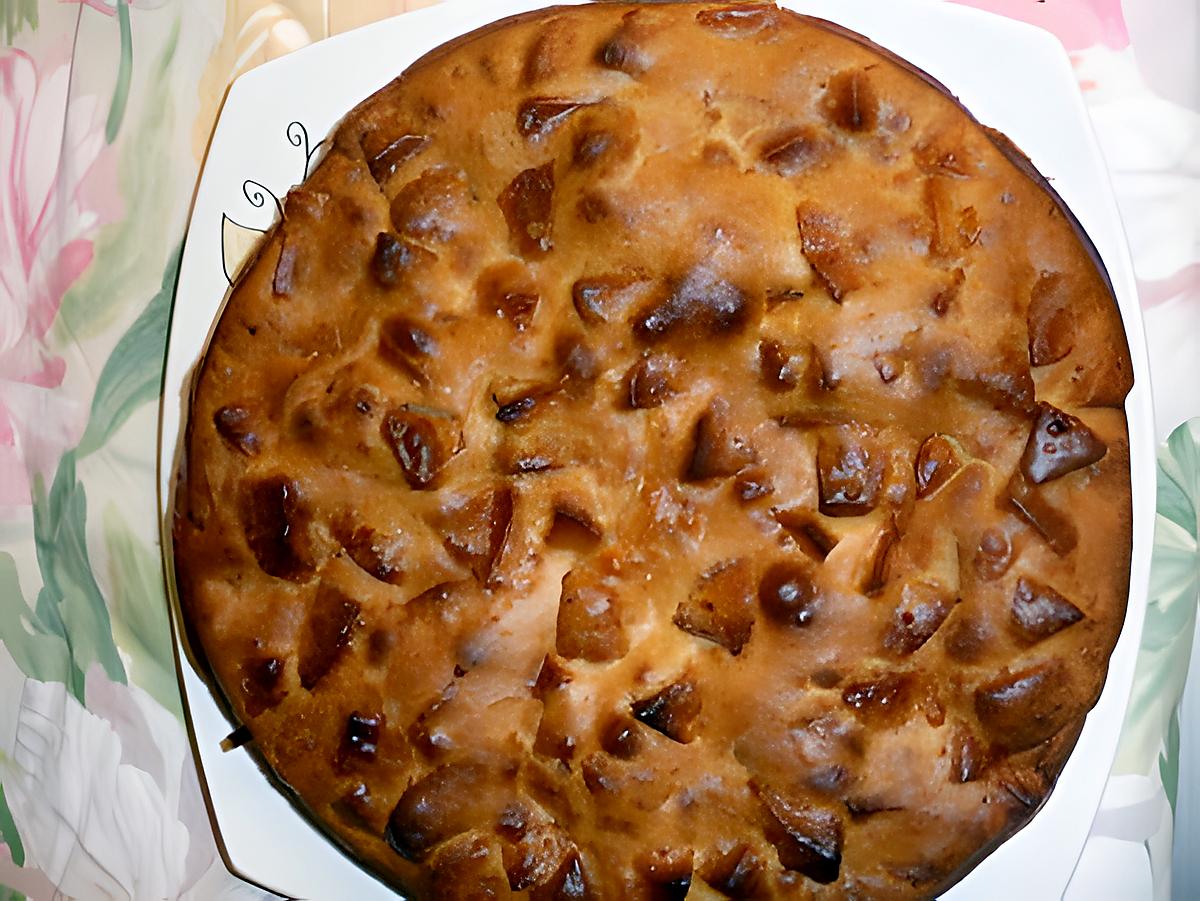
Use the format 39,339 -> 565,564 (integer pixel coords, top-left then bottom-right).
173,3 -> 1134,898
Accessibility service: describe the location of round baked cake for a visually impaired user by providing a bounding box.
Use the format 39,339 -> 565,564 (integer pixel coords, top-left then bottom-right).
173,2 -> 1134,898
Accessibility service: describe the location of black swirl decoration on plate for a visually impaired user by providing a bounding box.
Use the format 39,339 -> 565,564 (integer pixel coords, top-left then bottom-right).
221,120 -> 327,286
241,179 -> 284,219
287,120 -> 327,180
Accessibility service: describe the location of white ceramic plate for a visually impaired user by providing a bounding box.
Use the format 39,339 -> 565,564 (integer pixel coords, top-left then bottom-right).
158,1 -> 1156,897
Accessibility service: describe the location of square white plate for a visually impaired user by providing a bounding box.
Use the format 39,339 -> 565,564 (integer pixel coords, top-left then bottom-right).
158,1 -> 1156,898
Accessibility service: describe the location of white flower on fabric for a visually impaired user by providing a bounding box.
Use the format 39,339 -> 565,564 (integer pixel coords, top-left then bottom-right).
0,47 -> 112,508
0,647 -> 265,900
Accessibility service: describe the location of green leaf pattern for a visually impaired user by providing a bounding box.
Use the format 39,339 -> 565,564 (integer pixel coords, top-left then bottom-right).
100,504 -> 181,718
75,246 -> 179,458
0,786 -> 24,868
0,555 -> 70,687
1159,709 -> 1182,815
1115,419 -> 1200,780
1,0 -> 37,45
30,454 -> 127,692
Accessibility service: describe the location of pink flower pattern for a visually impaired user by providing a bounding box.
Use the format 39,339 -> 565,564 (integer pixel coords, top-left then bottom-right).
950,0 -> 1130,51
60,0 -> 167,14
0,48 -> 113,506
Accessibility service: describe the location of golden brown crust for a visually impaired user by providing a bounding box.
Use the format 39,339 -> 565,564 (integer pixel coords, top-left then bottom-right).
174,3 -> 1134,898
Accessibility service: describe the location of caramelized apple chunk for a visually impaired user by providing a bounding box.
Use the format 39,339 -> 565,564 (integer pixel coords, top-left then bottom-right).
439,487 -> 514,583
673,558 -> 756,655
384,764 -> 506,861
362,132 -> 429,185
518,98 -> 597,139
1020,402 -> 1107,484
817,424 -> 883,516
1010,577 -> 1084,642
761,128 -> 825,176
378,315 -> 439,385
634,269 -> 752,342
627,353 -> 679,409
687,397 -> 755,481
1008,471 -> 1079,555
556,570 -> 627,662
500,813 -> 574,891
883,584 -> 955,656
796,205 -> 867,301
758,560 -> 821,628
371,231 -> 429,287
241,476 -> 314,581
822,69 -> 878,133
240,655 -> 286,717
1028,271 -> 1076,366
754,784 -> 844,884
338,711 -> 384,768
700,846 -> 765,898
530,852 -> 590,900
214,405 -> 261,456
390,167 -> 472,243
298,583 -> 361,690
632,679 -> 701,743
499,163 -> 556,256
381,405 -> 461,490
974,661 -> 1073,752
637,847 -> 694,899
915,434 -> 962,499
842,672 -> 912,722
573,273 -> 651,325
596,14 -> 654,76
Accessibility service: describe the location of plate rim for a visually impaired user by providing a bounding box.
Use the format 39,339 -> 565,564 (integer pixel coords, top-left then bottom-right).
157,2 -> 1156,897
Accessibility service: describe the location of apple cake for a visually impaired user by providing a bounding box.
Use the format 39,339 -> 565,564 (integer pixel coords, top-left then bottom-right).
173,2 -> 1134,898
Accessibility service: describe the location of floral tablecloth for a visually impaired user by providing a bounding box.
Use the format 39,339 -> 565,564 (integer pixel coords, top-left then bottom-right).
0,1 -> 1196,899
